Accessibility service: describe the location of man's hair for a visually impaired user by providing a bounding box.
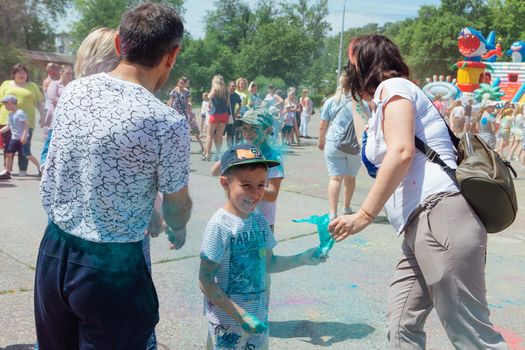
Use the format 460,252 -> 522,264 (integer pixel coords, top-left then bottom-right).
223,162 -> 268,178
119,2 -> 184,68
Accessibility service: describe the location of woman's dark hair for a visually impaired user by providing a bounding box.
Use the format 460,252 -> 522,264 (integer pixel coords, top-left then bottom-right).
119,2 -> 184,68
343,35 -> 409,100
11,63 -> 29,81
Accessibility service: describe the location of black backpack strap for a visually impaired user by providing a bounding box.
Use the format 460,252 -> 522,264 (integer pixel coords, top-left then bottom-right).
414,136 -> 457,183
425,95 -> 460,149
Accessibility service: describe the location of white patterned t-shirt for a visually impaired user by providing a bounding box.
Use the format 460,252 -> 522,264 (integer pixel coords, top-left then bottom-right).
201,209 -> 277,326
40,73 -> 190,243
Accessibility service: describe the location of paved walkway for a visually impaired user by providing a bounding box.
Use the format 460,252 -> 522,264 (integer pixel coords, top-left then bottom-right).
1,114 -> 524,349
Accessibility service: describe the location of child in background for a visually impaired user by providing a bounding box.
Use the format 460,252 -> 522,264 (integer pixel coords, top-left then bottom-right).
0,95 -> 40,179
282,101 -> 295,145
199,143 -> 325,350
201,92 -> 210,138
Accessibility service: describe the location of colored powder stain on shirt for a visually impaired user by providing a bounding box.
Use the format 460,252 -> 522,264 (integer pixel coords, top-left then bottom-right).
217,332 -> 242,348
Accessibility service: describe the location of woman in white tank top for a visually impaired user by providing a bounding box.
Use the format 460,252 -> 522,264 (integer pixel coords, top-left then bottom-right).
329,35 -> 507,349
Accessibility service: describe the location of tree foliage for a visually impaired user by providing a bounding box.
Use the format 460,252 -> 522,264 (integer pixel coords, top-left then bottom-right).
175,0 -> 331,102
8,0 -> 525,102
0,0 -> 60,80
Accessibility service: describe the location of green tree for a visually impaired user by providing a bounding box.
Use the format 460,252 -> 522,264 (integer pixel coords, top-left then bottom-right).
389,1 -> 491,82
204,0 -> 254,52
235,17 -> 313,86
0,0 -> 60,80
489,0 -> 525,49
165,34 -> 237,102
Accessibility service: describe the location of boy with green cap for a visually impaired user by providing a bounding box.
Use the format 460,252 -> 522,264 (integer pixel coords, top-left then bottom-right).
200,143 -> 325,350
212,108 -> 284,232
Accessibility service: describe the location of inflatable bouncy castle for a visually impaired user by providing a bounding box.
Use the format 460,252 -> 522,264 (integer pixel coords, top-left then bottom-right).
453,27 -> 496,92
422,75 -> 461,100
451,28 -> 525,105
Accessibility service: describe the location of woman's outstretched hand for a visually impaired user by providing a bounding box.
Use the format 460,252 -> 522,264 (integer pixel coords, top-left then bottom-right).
328,210 -> 374,242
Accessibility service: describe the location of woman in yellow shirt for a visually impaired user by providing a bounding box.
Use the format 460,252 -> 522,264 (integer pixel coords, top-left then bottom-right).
0,64 -> 44,175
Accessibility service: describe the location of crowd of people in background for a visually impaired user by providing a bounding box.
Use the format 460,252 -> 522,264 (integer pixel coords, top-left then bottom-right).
432,94 -> 525,166
167,75 -> 315,162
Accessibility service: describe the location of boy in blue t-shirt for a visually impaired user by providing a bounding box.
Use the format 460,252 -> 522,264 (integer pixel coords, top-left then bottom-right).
0,95 -> 40,180
212,108 -> 284,232
200,143 -> 326,350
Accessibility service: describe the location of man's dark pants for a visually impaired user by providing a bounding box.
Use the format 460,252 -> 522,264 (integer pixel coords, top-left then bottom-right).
34,222 -> 159,349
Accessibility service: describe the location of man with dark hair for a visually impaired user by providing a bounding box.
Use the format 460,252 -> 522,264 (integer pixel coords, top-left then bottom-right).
35,3 -> 192,349
117,2 -> 184,68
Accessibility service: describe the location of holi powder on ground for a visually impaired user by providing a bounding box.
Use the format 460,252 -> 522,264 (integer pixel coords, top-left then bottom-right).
494,326 -> 525,350
489,299 -> 524,310
271,296 -> 328,307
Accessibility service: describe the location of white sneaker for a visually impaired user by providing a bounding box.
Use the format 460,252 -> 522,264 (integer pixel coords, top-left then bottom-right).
18,171 -> 27,177
343,207 -> 353,215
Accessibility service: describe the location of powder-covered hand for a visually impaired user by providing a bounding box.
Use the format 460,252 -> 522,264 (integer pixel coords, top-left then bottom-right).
145,210 -> 165,238
303,247 -> 328,265
166,227 -> 186,250
240,313 -> 268,334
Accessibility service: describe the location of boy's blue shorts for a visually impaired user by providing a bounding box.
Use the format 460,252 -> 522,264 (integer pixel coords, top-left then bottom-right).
6,139 -> 27,155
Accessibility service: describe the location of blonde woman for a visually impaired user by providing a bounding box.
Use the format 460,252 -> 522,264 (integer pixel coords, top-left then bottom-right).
235,77 -> 249,110
42,28 -> 121,165
283,88 -> 301,145
283,89 -> 299,145
204,75 -> 229,161
74,28 -> 120,77
300,88 -> 313,138
318,76 -> 362,219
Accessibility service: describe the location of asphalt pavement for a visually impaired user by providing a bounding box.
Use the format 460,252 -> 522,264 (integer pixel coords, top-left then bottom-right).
1,112 -> 524,349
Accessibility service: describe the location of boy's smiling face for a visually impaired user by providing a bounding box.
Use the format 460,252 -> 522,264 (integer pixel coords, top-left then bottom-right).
221,167 -> 267,218
242,123 -> 270,146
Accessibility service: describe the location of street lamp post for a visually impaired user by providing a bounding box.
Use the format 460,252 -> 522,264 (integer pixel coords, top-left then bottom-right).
337,0 -> 347,87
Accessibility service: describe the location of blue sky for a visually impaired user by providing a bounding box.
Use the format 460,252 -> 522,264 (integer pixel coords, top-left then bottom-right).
184,0 -> 442,38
